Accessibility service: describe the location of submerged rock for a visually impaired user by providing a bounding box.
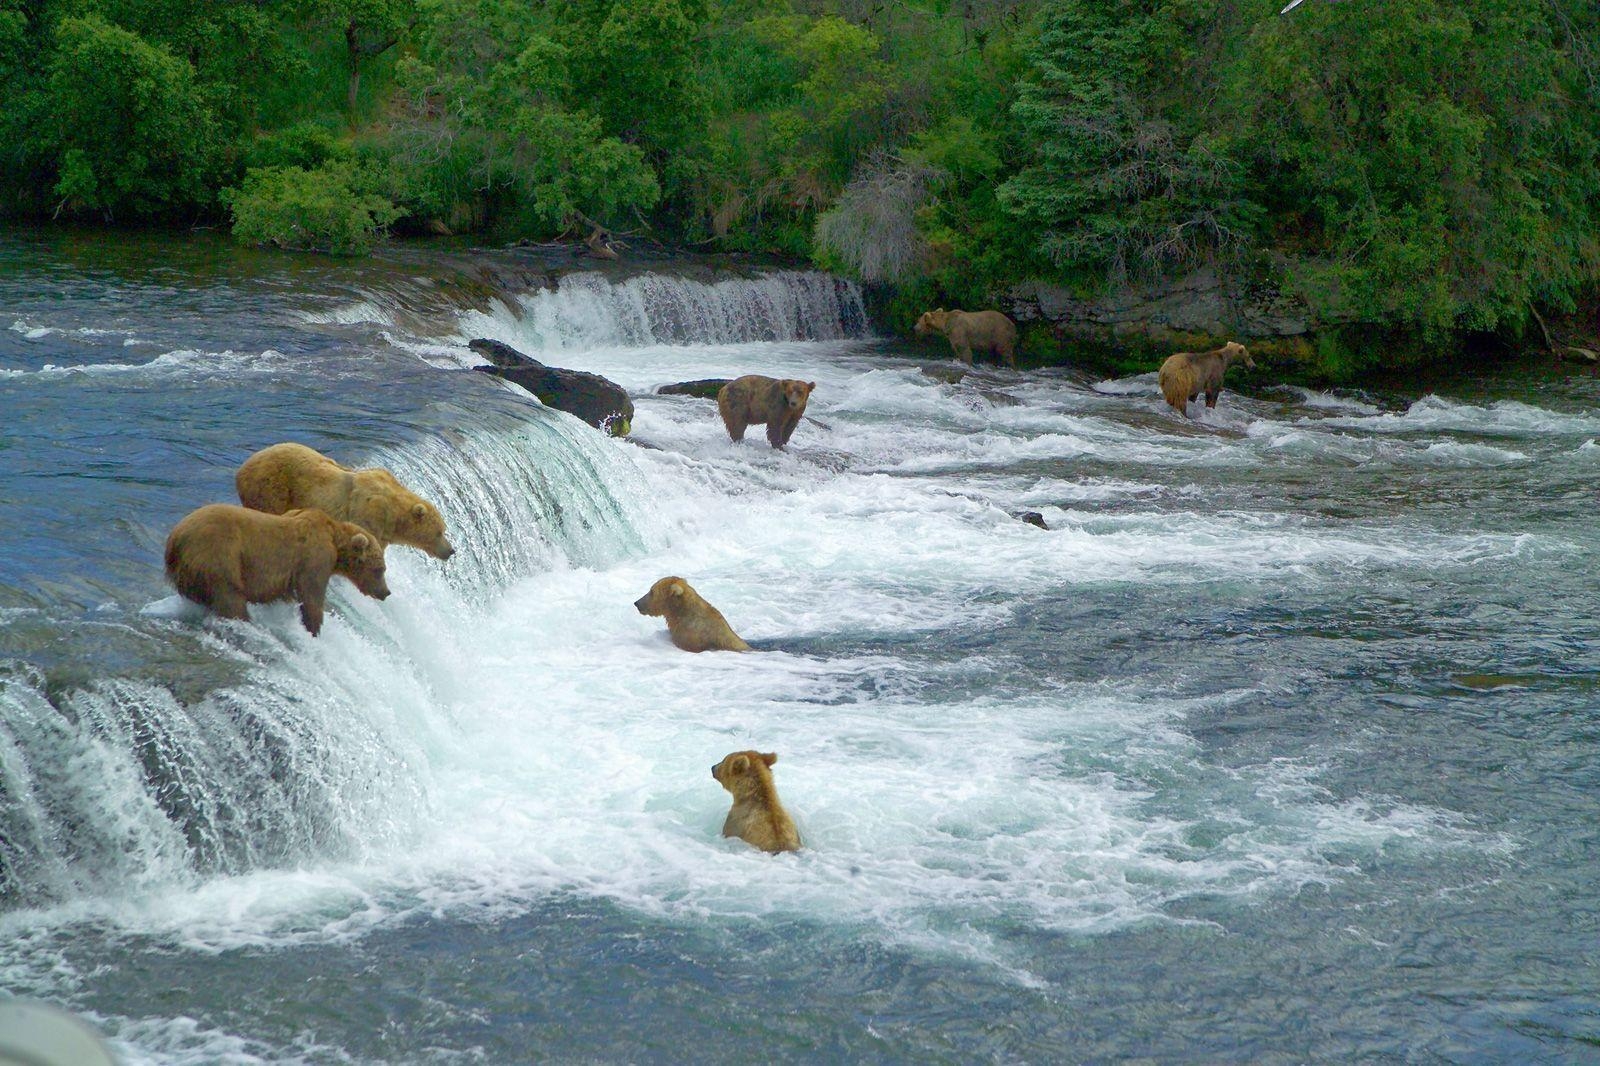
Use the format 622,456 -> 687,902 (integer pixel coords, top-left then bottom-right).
657,378 -> 732,399
469,338 -> 633,436
1014,511 -> 1049,530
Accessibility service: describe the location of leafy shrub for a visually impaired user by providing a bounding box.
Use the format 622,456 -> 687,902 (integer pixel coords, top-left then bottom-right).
223,161 -> 402,255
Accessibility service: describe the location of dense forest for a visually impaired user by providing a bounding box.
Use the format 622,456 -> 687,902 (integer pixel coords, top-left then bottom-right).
1,0 -> 1597,375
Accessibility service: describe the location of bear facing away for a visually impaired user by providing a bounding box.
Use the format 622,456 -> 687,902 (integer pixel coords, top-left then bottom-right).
716,375 -> 816,449
633,576 -> 751,653
164,504 -> 389,636
914,308 -> 1019,367
1158,341 -> 1255,416
235,442 -> 455,560
712,751 -> 801,854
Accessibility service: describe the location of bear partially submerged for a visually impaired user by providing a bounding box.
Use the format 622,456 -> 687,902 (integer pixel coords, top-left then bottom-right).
235,442 -> 454,560
1158,341 -> 1255,416
712,750 -> 801,854
633,576 -> 751,653
164,504 -> 389,636
914,308 -> 1019,367
716,375 -> 816,449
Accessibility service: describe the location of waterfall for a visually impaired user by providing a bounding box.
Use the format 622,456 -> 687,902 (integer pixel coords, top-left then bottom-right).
454,268 -> 869,355
0,403 -> 654,910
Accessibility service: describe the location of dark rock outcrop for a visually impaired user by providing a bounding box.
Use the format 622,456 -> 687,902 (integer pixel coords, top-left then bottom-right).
656,378 -> 732,399
469,338 -> 633,437
1014,511 -> 1048,530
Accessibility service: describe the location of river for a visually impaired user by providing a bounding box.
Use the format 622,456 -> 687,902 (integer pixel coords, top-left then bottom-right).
1,228 -> 1596,1063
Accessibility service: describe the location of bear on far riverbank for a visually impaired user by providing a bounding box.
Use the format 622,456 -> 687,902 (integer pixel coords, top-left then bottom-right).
914,309 -> 1018,367
236,442 -> 455,560
716,375 -> 816,449
1158,341 -> 1255,416
164,504 -> 389,636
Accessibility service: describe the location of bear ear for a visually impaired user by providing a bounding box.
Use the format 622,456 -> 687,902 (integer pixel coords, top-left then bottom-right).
412,502 -> 427,519
351,532 -> 369,550
670,582 -> 685,597
729,754 -> 750,775
759,752 -> 777,767
805,382 -> 816,393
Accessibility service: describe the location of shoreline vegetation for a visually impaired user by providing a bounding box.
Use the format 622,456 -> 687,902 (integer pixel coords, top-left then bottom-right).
2,0 -> 1597,383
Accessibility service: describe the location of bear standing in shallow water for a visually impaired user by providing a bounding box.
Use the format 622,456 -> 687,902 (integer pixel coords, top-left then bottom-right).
164,504 -> 390,636
713,751 -> 801,854
914,308 -> 1019,367
236,442 -> 455,560
716,375 -> 816,449
1158,341 -> 1255,416
634,576 -> 751,653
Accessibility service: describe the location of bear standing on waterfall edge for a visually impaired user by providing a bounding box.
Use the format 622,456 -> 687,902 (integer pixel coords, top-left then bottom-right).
164,504 -> 390,636
235,442 -> 455,560
914,308 -> 1019,367
716,375 -> 816,449
1158,341 -> 1256,416
713,750 -> 801,854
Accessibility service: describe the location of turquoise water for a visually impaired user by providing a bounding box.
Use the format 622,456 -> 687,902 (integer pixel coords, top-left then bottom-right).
1,228 -> 1597,1063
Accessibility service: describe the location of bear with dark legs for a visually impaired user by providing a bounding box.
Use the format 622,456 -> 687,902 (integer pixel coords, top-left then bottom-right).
164,504 -> 390,636
712,750 -> 801,854
235,442 -> 454,560
633,576 -> 751,653
914,308 -> 1019,367
1158,341 -> 1255,416
716,375 -> 816,449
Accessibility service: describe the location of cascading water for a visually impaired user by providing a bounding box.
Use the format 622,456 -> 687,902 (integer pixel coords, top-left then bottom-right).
452,267 -> 869,356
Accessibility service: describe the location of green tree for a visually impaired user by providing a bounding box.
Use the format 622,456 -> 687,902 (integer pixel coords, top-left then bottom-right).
45,15 -> 221,220
998,1 -> 1255,285
1238,0 -> 1600,333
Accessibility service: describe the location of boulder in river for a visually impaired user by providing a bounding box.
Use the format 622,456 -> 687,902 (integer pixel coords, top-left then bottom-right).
469,338 -> 633,437
656,378 -> 732,399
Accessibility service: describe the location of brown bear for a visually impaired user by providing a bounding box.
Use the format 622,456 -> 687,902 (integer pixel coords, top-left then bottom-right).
914,308 -> 1019,367
712,750 -> 801,854
235,442 -> 454,560
715,375 -> 816,449
164,503 -> 390,637
633,576 -> 751,653
1158,341 -> 1256,416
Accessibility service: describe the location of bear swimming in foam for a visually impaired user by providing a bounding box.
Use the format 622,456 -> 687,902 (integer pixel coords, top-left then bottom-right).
1157,341 -> 1255,416
716,375 -> 816,449
712,750 -> 801,854
914,308 -> 1019,367
634,576 -> 751,653
235,442 -> 454,560
164,503 -> 389,636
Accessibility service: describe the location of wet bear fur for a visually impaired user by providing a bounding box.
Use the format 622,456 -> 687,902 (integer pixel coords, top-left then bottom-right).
235,442 -> 455,560
712,750 -> 801,854
1158,341 -> 1256,415
716,375 -> 816,448
164,503 -> 390,636
633,576 -> 751,653
914,308 -> 1019,367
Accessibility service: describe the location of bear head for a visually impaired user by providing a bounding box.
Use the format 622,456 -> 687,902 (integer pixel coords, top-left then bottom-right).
913,309 -> 950,336
634,576 -> 688,616
1222,341 -> 1255,370
712,750 -> 778,795
399,499 -> 455,561
333,523 -> 391,601
780,379 -> 815,410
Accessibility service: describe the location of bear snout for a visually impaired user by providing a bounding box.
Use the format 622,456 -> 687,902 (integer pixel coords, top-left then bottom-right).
634,596 -> 650,614
434,539 -> 456,561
